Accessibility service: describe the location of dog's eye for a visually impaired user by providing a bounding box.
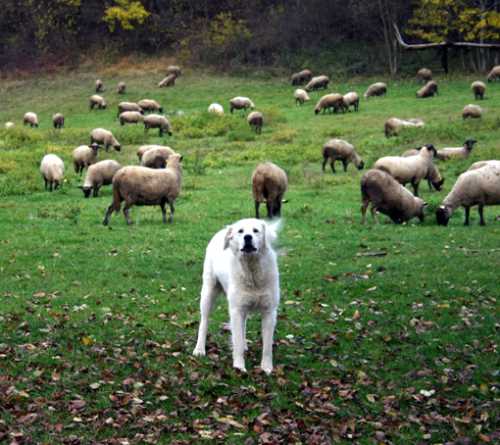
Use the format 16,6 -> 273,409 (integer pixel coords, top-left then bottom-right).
253,228 -> 259,233
238,229 -> 244,234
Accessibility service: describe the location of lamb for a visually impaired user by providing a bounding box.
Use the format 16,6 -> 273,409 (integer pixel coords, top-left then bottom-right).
402,147 -> 445,191
304,75 -> 329,92
361,169 -> 426,224
229,96 -> 255,113
294,89 -> 310,106
141,146 -> 176,168
167,65 -> 181,77
342,91 -> 360,112
73,143 -> 99,175
144,114 -> 172,137
471,81 -> 486,100
138,99 -> 163,114
462,104 -> 482,119
158,74 -> 176,88
103,153 -> 183,226
5,122 -> 14,129
95,79 -> 104,93
247,111 -> 264,134
208,103 -> 224,115
90,128 -> 121,152
119,111 -> 144,126
89,95 -> 107,110
117,101 -> 143,116
80,160 -> 122,198
416,68 -> 432,82
436,163 -> 500,226
52,113 -> 64,129
251,162 -> 288,219
322,139 -> 364,173
23,112 -> 38,127
291,69 -> 313,85
486,65 -> 500,82
384,117 -> 424,137
467,160 -> 500,171
374,144 -> 439,196
117,81 -> 126,94
314,93 -> 346,114
364,82 -> 387,99
416,80 -> 438,98
40,154 -> 64,191
436,139 -> 477,161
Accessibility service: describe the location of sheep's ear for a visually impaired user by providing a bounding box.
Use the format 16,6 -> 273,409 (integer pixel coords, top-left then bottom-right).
223,227 -> 233,250
179,155 -> 184,162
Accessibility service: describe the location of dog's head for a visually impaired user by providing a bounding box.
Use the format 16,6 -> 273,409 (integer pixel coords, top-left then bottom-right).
224,218 -> 280,256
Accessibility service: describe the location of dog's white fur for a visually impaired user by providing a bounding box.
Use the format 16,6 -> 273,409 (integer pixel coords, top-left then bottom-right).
193,218 -> 281,374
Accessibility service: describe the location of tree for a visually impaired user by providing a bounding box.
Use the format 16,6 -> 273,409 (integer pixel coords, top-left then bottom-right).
103,0 -> 150,32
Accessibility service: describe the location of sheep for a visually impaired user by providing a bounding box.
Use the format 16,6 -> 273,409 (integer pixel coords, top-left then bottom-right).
117,81 -> 126,94
462,104 -> 482,119
5,122 -> 14,129
103,153 -> 183,226
208,103 -> 224,115
436,163 -> 500,226
364,82 -> 387,99
314,93 -> 346,115
40,154 -> 64,191
294,89 -> 310,105
144,114 -> 172,137
138,99 -> 163,114
486,65 -> 500,82
416,80 -> 438,98
291,69 -> 313,85
361,169 -> 426,224
322,139 -> 364,173
251,162 -> 288,219
374,144 -> 439,196
73,143 -> 99,175
247,111 -> 264,134
167,65 -> 181,77
141,146 -> 176,168
305,75 -> 329,92
416,68 -> 432,82
80,160 -> 122,198
23,112 -> 38,127
89,95 -> 107,110
402,147 -> 445,191
158,74 -> 176,88
95,79 -> 104,93
52,113 -> 64,129
471,81 -> 486,100
343,91 -> 360,112
90,128 -> 121,152
467,160 -> 500,171
436,139 -> 477,161
117,101 -> 143,116
119,111 -> 144,126
384,117 -> 424,137
229,96 -> 255,113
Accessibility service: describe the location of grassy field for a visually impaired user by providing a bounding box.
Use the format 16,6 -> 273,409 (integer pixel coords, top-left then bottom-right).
0,68 -> 499,444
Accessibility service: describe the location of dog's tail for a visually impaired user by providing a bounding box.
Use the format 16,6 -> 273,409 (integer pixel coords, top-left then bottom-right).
265,218 -> 282,245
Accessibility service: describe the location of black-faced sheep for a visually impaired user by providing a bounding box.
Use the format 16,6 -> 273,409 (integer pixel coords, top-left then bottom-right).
322,139 -> 364,173
158,74 -> 176,88
138,99 -> 163,114
416,68 -> 432,82
52,113 -> 64,129
486,65 -> 500,82
229,97 -> 255,113
144,114 -> 172,137
40,154 -> 64,191
471,81 -> 486,100
23,112 -> 38,127
463,104 -> 482,119
436,139 -> 477,160
117,81 -> 126,94
314,93 -> 346,115
294,89 -> 310,105
95,79 -> 104,93
252,162 -> 288,219
119,111 -> 144,126
247,111 -> 264,134
467,160 -> 500,171
416,80 -> 438,98
117,102 -> 143,116
291,69 -> 313,85
384,117 -> 424,137
364,82 -> 387,99
73,143 -> 99,175
141,146 -> 176,168
305,75 -> 329,92
343,92 -> 360,112
89,95 -> 107,110
80,160 -> 122,198
401,148 -> 445,191
90,128 -> 121,152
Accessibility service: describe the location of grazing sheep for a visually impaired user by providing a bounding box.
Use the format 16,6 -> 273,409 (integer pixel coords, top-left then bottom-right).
136,144 -> 169,161
363,82 -> 387,99
103,153 -> 183,226
416,80 -> 438,98
141,146 -> 176,168
80,160 -> 122,198
208,103 -> 224,115
167,65 -> 181,77
416,68 -> 432,82
158,74 -> 176,88
247,111 -> 264,134
291,69 -> 313,85
117,101 -> 143,116
314,93 -> 346,115
119,111 -> 144,126
229,97 -> 255,113
384,117 -> 424,137
117,81 -> 126,94
252,162 -> 288,219
462,104 -> 482,119
89,94 -> 107,110
138,99 -> 163,114
40,154 -> 64,191
5,122 -> 14,129
467,160 -> 500,171
90,128 -> 121,152
23,112 -> 39,127
374,144 -> 439,196
486,65 -> 500,82
52,113 -> 64,129
436,139 -> 477,161
322,139 -> 364,173
144,114 -> 172,137
436,163 -> 500,226
361,169 -> 426,224
402,148 -> 445,191
294,89 -> 310,105
305,75 -> 329,92
471,81 -> 486,100
73,143 -> 99,175
343,91 -> 360,112
95,79 -> 104,93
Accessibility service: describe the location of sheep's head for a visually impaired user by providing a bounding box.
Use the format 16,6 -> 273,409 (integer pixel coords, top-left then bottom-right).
90,143 -> 99,154
357,160 -> 365,170
432,178 -> 445,191
464,139 -> 477,150
114,144 -> 121,152
436,205 -> 451,226
424,144 -> 437,157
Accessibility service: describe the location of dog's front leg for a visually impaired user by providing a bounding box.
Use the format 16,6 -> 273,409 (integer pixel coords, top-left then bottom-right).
260,309 -> 277,375
193,282 -> 217,357
229,305 -> 247,372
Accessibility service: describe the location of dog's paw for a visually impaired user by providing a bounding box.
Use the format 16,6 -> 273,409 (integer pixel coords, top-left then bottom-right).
192,347 -> 206,357
233,361 -> 247,373
260,362 -> 273,375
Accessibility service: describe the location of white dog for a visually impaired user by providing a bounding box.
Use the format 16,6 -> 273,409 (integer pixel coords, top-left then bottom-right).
193,218 -> 281,374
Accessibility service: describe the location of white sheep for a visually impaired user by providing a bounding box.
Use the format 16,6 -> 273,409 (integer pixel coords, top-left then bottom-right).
89,95 -> 107,110
117,102 -> 143,116
471,81 -> 486,100
384,117 -> 424,137
90,128 -> 121,152
138,99 -> 163,113
144,114 -> 172,137
416,68 -> 432,82
40,154 -> 64,191
23,112 -> 39,127
80,160 -> 122,198
342,92 -> 360,112
304,75 -> 329,92
167,65 -> 182,77
141,146 -> 176,168
52,113 -> 64,129
486,65 -> 500,82
291,69 -> 313,85
322,139 -> 364,173
314,93 -> 346,114
208,103 -> 224,115
467,160 -> 500,171
73,143 -> 99,175
117,81 -> 126,94
436,139 -> 477,161
5,122 -> 14,129
247,111 -> 264,134
416,80 -> 438,98
463,104 -> 482,119
401,148 -> 445,191
158,74 -> 176,88
119,111 -> 144,126
294,89 -> 310,106
95,79 -> 104,93
252,162 -> 288,219
364,82 -> 387,99
229,97 -> 255,113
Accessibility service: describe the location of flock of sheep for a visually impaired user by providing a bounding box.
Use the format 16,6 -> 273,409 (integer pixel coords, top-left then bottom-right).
4,63 -> 500,227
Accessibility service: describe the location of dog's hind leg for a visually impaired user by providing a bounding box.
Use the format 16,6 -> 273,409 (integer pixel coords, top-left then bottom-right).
193,280 -> 218,357
260,308 -> 277,374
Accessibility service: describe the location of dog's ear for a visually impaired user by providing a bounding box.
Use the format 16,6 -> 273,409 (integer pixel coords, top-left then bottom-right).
223,226 -> 233,250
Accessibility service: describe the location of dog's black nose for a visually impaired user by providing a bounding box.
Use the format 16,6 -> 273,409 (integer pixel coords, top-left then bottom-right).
244,234 -> 253,243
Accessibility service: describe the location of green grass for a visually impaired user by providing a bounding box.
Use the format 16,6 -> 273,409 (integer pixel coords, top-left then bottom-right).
0,70 -> 499,444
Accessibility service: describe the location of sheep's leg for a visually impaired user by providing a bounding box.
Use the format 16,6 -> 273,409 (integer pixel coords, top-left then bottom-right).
159,128 -> 163,137
464,206 -> 470,225
412,180 -> 419,197
342,160 -> 348,172
160,199 -> 167,224
49,181 -> 53,192
427,178 -> 433,191
93,187 -> 99,198
478,205 -> 485,226
370,205 -> 378,223
123,203 -> 133,225
330,160 -> 336,174
255,201 -> 260,219
44,178 -> 48,191
266,201 -> 273,219
321,157 -> 328,172
103,202 -> 118,226
275,198 -> 282,217
168,202 -> 174,223
361,199 -> 369,224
